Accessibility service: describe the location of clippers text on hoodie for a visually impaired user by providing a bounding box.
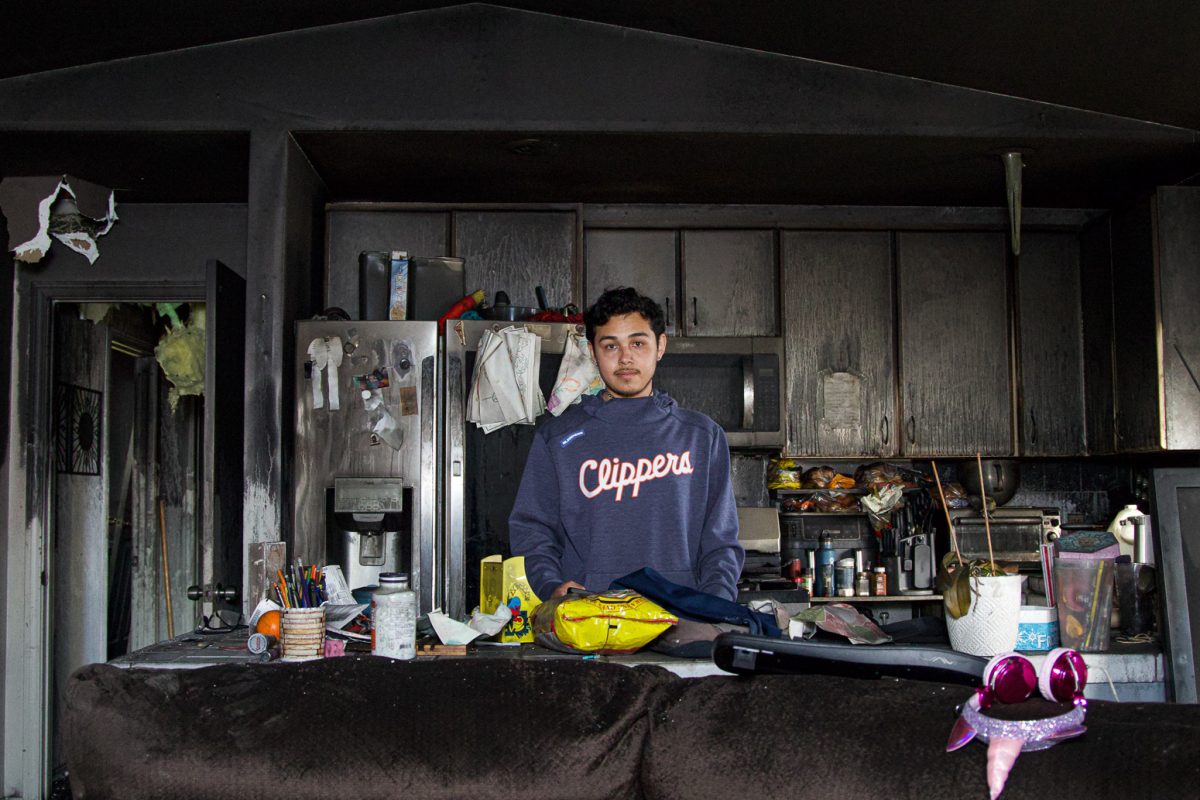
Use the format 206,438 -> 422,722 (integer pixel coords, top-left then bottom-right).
578,450 -> 693,501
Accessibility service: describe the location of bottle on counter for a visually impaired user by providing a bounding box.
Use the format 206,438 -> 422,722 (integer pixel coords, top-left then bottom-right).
872,565 -> 888,597
372,572 -> 417,660
816,534 -> 837,598
856,571 -> 871,596
836,557 -> 856,597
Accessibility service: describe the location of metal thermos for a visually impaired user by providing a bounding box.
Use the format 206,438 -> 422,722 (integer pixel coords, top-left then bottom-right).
816,534 -> 837,598
1131,515 -> 1155,565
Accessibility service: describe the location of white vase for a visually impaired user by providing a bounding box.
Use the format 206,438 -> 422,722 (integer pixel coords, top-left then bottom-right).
945,575 -> 1023,656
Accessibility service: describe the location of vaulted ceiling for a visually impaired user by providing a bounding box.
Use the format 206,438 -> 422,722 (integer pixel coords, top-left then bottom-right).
6,1 -> 1198,131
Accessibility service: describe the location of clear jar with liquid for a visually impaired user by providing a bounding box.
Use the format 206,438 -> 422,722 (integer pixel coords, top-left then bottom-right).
372,572 -> 417,660
836,557 -> 856,597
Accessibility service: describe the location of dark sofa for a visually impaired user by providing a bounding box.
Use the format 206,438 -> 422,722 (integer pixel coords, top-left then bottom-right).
65,657 -> 1200,799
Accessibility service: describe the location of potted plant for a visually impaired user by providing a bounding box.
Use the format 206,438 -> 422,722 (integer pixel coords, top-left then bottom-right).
933,456 -> 1024,657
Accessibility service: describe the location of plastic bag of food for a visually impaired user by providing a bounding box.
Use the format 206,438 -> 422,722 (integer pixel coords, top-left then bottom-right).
937,481 -> 971,509
810,491 -> 860,512
800,466 -> 856,490
530,589 -> 678,654
800,466 -> 836,489
854,462 -> 923,491
767,458 -> 803,490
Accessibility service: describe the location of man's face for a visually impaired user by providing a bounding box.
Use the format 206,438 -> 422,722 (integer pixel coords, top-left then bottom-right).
589,312 -> 667,399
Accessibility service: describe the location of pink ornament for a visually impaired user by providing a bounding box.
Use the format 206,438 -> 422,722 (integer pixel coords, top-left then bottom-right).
986,737 -> 1022,800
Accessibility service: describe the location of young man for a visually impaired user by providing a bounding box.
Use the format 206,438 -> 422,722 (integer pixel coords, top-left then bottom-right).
508,287 -> 744,601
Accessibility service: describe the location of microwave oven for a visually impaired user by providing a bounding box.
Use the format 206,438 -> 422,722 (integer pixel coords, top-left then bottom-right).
654,336 -> 786,448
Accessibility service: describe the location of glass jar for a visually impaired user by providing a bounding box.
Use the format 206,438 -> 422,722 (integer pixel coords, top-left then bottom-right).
836,557 -> 855,597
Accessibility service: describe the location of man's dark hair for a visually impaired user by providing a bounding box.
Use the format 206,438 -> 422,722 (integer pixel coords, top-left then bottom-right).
584,287 -> 666,342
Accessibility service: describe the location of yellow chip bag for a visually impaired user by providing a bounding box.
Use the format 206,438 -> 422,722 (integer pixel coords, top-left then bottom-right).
531,589 -> 678,654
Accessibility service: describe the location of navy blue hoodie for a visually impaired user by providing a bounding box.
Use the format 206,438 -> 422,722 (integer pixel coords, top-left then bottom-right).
508,391 -> 744,601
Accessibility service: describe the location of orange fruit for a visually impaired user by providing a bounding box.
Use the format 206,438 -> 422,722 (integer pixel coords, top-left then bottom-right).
256,610 -> 281,638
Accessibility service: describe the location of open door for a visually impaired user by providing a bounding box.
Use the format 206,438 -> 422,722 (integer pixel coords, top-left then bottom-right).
199,259 -> 246,620
50,308 -> 110,774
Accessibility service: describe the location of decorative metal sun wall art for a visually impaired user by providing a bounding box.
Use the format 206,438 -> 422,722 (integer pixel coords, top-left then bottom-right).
54,382 -> 102,476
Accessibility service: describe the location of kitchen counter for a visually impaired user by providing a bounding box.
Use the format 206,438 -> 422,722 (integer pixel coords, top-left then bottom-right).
109,629 -> 1168,698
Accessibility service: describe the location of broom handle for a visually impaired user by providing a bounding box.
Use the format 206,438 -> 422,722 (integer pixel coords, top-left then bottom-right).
931,460 -> 963,566
158,497 -> 175,639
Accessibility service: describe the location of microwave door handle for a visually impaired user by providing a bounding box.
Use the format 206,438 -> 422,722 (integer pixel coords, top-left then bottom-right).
742,356 -> 755,430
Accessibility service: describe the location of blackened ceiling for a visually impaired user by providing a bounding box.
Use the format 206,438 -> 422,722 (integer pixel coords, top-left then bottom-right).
5,0 -> 1200,132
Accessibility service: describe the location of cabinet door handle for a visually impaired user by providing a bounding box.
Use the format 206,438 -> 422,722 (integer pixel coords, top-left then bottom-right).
664,297 -> 671,326
907,415 -> 916,445
1030,410 -> 1038,445
880,415 -> 889,446
692,296 -> 698,328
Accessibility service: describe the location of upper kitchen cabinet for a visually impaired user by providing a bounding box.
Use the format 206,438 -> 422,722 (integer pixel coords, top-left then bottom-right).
1016,232 -> 1086,456
585,229 -> 679,335
897,232 -> 1012,456
453,211 -> 577,311
681,230 -> 777,336
1080,219 -> 1117,454
1108,188 -> 1200,451
325,210 -> 450,316
782,231 -> 896,456
584,227 -> 777,337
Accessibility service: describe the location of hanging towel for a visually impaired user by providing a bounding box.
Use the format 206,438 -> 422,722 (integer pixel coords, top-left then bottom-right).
547,332 -> 603,416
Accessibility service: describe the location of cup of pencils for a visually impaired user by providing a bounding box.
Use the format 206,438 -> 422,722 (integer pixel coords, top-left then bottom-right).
280,607 -> 326,662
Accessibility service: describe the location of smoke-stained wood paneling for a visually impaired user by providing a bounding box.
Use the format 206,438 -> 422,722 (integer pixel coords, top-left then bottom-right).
1017,232 -> 1086,455
453,211 -> 576,310
897,232 -> 1012,456
782,231 -> 895,456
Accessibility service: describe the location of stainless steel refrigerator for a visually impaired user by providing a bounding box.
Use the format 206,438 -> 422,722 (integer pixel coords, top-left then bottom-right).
441,319 -> 584,619
294,320 -> 440,614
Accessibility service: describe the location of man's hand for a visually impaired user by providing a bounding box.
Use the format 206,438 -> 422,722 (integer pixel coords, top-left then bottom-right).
551,580 -> 586,598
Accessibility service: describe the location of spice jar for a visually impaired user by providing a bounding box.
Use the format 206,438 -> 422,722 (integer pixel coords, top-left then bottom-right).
856,571 -> 870,596
872,565 -> 888,597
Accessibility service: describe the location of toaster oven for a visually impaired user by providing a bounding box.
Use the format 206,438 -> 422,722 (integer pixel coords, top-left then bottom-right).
948,507 -> 1062,563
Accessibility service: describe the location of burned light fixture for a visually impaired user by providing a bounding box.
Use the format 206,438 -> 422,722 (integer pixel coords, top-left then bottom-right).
1001,151 -> 1023,256
0,174 -> 117,264
504,137 -> 557,157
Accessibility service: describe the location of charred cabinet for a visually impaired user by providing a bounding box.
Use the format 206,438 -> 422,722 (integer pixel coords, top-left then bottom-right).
585,228 -> 777,337
1015,233 -> 1086,456
681,230 -> 777,336
1105,188 -> 1200,451
585,230 -> 679,334
782,231 -> 896,456
454,211 -> 576,312
896,232 -> 1012,456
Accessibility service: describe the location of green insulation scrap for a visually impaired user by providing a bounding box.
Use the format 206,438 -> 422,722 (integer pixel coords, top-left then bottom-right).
155,304 -> 206,411
156,302 -> 184,329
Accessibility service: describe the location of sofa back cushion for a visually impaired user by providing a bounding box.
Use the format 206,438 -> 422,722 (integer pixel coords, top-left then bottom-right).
643,673 -> 1200,800
66,657 -> 676,800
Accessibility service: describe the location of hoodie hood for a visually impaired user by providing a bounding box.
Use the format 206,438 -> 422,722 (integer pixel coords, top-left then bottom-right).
580,389 -> 677,425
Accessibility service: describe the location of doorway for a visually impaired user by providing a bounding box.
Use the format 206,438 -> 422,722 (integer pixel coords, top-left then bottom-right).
49,300 -> 204,789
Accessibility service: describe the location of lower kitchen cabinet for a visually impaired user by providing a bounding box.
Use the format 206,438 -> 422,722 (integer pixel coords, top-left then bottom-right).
896,232 -> 1013,456
782,231 -> 896,456
1016,232 -> 1086,455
